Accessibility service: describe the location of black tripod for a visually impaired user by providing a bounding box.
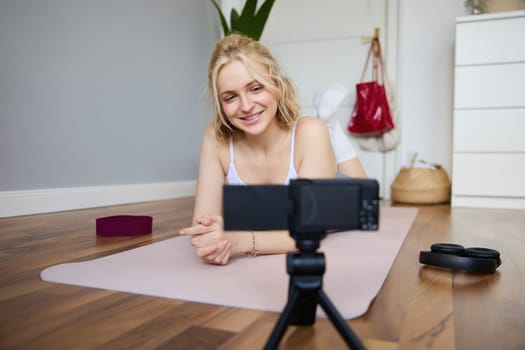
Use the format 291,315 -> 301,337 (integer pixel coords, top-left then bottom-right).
264,238 -> 366,350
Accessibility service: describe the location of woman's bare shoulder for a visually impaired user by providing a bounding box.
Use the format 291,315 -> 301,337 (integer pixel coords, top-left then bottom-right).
202,122 -> 228,146
202,122 -> 216,140
201,121 -> 229,170
295,116 -> 330,137
294,117 -> 336,177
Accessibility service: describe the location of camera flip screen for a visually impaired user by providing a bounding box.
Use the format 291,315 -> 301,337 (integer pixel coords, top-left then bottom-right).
292,181 -> 361,232
223,185 -> 289,231
223,178 -> 379,233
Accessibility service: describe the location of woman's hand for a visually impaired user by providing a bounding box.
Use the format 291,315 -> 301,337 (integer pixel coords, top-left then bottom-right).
180,215 -> 233,265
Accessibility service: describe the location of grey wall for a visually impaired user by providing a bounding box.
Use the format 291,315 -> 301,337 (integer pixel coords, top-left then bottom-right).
0,0 -> 219,191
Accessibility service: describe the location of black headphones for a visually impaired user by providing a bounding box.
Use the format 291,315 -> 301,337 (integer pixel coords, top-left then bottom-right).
419,243 -> 502,274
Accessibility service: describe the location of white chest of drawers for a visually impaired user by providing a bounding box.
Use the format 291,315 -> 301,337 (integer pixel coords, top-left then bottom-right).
452,10 -> 525,209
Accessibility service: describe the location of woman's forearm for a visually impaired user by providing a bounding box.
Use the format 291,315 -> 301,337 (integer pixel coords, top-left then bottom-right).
226,230 -> 297,257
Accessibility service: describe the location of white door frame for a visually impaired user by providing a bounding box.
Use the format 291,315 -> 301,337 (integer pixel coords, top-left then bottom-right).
383,0 -> 401,200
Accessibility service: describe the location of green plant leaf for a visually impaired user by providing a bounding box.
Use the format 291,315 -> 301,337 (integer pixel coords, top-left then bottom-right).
252,0 -> 276,40
240,0 -> 258,21
239,0 -> 259,39
210,0 -> 230,36
230,8 -> 241,33
209,0 -> 275,41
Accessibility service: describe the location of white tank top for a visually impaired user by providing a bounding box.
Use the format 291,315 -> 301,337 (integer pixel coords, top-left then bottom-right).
226,124 -> 298,185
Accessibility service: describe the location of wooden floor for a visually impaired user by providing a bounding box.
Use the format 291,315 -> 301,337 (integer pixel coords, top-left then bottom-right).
0,197 -> 524,350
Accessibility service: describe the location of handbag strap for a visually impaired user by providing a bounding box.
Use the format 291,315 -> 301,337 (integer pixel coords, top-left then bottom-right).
374,38 -> 386,85
359,38 -> 386,85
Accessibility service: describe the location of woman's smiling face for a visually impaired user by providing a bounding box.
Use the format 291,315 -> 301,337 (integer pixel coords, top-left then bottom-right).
217,60 -> 278,136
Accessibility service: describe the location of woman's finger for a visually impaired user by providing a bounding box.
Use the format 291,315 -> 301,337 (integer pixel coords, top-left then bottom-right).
179,224 -> 213,236
180,215 -> 223,235
210,240 -> 231,265
200,240 -> 231,265
196,216 -> 212,226
195,244 -> 218,258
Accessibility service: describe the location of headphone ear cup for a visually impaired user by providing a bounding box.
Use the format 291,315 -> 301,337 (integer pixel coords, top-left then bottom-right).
431,243 -> 465,255
465,247 -> 499,259
465,247 -> 502,267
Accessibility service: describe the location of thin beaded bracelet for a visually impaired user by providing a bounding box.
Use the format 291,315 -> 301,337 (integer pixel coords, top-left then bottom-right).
246,231 -> 258,257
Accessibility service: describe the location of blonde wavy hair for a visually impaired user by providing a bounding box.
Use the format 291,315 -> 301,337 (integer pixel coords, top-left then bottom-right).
208,34 -> 300,141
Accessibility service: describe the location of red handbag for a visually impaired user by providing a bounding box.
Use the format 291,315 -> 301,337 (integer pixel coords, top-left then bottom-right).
348,38 -> 394,136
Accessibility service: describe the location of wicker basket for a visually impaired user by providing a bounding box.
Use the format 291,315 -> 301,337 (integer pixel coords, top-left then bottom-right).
391,164 -> 451,204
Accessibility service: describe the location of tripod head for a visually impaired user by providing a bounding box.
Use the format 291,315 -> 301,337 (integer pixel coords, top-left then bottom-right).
293,237 -> 323,253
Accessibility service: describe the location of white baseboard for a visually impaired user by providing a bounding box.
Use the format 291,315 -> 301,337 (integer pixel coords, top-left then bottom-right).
0,181 -> 196,218
452,195 -> 525,210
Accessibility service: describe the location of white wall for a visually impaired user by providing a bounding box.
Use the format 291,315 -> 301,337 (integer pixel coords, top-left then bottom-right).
397,0 -> 465,173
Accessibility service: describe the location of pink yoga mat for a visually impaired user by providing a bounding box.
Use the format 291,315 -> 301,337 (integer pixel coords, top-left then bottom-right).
41,207 -> 418,319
